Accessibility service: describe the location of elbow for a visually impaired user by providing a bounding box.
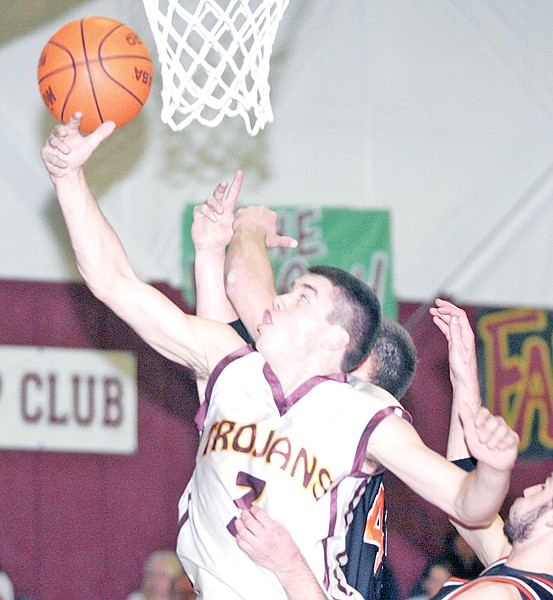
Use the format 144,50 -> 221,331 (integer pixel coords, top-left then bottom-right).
468,515 -> 494,528
78,265 -> 132,307
453,506 -> 495,529
224,266 -> 239,304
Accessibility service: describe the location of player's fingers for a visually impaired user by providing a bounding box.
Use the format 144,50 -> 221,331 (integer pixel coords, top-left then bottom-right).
448,315 -> 462,343
473,406 -> 492,428
193,202 -> 218,222
50,123 -> 68,141
225,170 -> 244,211
473,408 -> 503,444
88,120 -> 116,146
47,129 -> 72,154
431,314 -> 451,340
234,520 -> 256,550
238,509 -> 261,533
235,515 -> 248,534
484,422 -> 507,448
433,299 -> 468,321
429,308 -> 450,321
495,430 -> 519,451
503,429 -> 520,449
212,181 -> 228,206
249,505 -> 271,526
267,235 -> 298,249
235,535 -> 254,555
44,153 -> 68,169
429,306 -> 453,322
205,194 -> 225,215
434,298 -> 463,313
67,112 -> 83,130
484,417 -> 516,449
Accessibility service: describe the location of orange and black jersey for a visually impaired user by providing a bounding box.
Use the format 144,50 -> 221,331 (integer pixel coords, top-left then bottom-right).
432,558 -> 553,600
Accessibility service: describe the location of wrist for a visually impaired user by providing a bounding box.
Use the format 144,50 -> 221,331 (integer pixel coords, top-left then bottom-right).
51,167 -> 85,188
232,220 -> 265,239
274,549 -> 308,586
193,242 -> 228,254
451,387 -> 481,410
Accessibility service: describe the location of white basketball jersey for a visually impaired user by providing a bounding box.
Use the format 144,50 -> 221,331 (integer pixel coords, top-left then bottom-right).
177,347 -> 409,600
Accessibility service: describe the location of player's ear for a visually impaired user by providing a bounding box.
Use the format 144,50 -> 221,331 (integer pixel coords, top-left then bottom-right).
321,325 -> 349,351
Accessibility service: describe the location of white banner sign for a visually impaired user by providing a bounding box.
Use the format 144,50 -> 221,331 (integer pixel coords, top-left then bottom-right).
0,346 -> 137,454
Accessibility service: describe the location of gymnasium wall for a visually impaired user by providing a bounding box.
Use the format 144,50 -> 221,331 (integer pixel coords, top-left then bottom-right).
0,280 -> 199,600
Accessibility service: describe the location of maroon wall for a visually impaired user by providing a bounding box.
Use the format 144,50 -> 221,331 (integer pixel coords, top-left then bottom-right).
0,280 -> 199,600
0,282 -> 551,599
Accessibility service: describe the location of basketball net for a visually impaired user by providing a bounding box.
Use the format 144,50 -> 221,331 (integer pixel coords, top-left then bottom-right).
141,0 -> 290,136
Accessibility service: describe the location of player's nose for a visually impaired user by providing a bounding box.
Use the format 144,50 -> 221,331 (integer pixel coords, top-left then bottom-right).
273,293 -> 289,311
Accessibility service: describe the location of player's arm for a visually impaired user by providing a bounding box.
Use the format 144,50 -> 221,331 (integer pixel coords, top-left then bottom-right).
235,506 -> 330,600
191,172 -> 246,400
41,113 -> 243,379
431,299 -> 512,565
430,300 -> 482,462
366,402 -> 519,529
192,173 -> 243,322
225,205 -> 297,341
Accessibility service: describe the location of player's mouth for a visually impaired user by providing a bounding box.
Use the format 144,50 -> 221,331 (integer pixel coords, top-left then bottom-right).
257,310 -> 274,335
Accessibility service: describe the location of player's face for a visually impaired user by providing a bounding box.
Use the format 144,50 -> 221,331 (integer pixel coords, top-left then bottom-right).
519,472 -> 553,506
423,565 -> 453,598
256,274 -> 337,359
144,558 -> 176,596
504,472 -> 553,543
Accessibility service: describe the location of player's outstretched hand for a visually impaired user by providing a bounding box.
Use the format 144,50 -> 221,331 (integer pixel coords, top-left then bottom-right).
430,298 -> 478,392
41,112 -> 116,182
233,205 -> 298,250
191,170 -> 244,251
460,402 -> 519,472
235,506 -> 301,573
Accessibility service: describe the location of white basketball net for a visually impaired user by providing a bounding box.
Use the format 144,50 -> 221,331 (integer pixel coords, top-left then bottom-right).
142,0 -> 290,136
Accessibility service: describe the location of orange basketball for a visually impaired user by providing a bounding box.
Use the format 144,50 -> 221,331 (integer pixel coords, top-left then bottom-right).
38,16 -> 154,133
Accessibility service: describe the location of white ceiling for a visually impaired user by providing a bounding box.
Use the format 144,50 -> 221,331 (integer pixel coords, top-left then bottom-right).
2,0 -> 553,309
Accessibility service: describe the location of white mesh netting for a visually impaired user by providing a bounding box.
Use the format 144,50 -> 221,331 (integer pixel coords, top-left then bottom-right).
142,0 -> 290,135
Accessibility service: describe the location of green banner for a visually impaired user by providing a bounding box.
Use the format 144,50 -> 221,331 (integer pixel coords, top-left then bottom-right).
182,206 -> 396,319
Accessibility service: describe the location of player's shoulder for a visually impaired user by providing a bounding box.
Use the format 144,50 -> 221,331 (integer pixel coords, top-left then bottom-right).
344,377 -> 413,433
435,576 -> 528,600
347,376 -> 402,407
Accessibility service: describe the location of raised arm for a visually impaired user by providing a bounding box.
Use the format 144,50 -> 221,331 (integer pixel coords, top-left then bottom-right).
366,399 -> 518,529
225,205 -> 297,341
430,299 -> 513,565
191,173 -> 245,401
192,172 -> 243,322
366,299 -> 517,531
41,113 -> 242,379
430,299 -> 481,461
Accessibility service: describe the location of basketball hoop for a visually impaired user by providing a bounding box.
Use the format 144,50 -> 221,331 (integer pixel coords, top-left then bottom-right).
141,0 -> 290,136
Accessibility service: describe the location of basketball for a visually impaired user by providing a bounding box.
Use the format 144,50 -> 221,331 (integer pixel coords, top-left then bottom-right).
37,16 -> 153,133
